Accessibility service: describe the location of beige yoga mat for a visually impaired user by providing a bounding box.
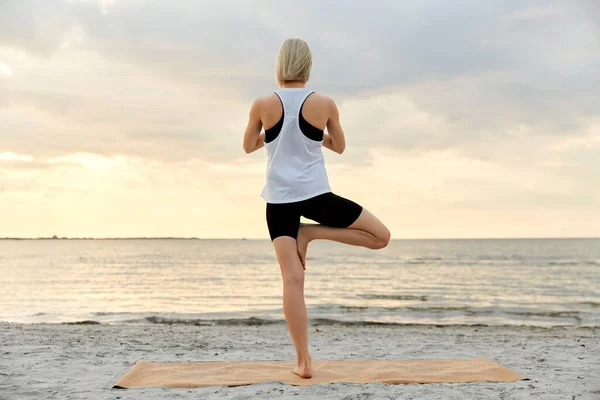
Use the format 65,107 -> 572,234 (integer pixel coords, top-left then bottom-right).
113,357 -> 526,388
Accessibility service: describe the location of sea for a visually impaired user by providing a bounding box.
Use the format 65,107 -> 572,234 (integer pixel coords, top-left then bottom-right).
1,238 -> 598,329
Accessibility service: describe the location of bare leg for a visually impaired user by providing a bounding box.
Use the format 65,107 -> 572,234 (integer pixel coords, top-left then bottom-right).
272,236 -> 313,378
297,208 -> 390,268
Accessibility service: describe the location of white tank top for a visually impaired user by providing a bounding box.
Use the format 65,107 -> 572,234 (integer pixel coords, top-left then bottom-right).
261,88 -> 332,203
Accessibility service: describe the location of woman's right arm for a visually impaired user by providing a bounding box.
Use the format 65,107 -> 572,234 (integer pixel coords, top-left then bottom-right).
324,98 -> 346,154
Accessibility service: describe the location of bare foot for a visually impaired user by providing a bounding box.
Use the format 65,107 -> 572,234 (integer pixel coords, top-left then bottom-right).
292,356 -> 313,379
296,223 -> 311,270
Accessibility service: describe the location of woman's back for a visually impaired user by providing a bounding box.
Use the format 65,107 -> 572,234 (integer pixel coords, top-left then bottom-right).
260,88 -> 332,203
260,90 -> 329,133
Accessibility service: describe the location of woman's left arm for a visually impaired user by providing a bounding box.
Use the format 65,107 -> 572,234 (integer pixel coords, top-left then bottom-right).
242,99 -> 264,154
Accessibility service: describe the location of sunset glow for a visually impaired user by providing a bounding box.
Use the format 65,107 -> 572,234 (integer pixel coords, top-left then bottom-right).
1,1 -> 598,238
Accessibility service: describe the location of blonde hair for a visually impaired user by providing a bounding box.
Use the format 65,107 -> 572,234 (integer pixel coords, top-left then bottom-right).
275,38 -> 312,85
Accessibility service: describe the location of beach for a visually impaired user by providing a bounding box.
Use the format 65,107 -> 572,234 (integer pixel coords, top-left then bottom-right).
3,1 -> 600,398
1,321 -> 598,400
2,238 -> 599,398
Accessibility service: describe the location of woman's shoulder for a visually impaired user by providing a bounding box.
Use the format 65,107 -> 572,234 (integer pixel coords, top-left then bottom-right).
248,93 -> 280,115
253,92 -> 282,107
252,90 -> 336,109
305,92 -> 337,114
306,91 -> 335,106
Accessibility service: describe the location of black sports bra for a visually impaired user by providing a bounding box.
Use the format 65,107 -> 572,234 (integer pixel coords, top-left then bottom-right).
265,93 -> 324,143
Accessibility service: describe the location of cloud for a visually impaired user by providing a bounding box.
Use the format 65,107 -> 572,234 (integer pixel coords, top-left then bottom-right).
2,1 -> 598,108
0,62 -> 13,77
0,0 -> 599,237
0,152 -> 31,161
0,0 -> 78,57
98,0 -> 116,15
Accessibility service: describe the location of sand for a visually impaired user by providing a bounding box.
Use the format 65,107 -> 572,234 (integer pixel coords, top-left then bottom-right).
0,321 -> 598,399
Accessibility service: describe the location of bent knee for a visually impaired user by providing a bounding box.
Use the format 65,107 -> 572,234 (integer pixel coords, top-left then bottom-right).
370,228 -> 391,250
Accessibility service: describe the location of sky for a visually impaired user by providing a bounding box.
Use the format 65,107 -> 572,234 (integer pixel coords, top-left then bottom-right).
0,0 -> 599,239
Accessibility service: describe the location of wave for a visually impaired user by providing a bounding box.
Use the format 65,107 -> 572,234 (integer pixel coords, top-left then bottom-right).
63,316 -> 278,326
578,301 -> 600,308
547,261 -> 599,266
53,317 -> 598,330
141,316 -> 280,326
61,320 -> 101,325
505,311 -> 581,320
358,294 -> 428,301
315,305 -> 472,313
407,306 -> 470,312
320,305 -> 587,317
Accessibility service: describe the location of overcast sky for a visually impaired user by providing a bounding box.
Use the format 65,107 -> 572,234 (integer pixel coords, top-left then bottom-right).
1,0 -> 599,238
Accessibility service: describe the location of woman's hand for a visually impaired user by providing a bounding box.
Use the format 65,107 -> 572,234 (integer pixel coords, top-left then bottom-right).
254,132 -> 265,152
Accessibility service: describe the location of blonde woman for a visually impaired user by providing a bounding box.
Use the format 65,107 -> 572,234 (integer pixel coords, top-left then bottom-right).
242,38 -> 391,379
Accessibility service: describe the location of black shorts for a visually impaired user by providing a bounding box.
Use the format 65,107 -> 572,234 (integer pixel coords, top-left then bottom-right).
266,192 -> 363,241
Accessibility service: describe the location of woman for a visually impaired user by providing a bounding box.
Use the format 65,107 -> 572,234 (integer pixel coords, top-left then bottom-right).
242,38 -> 391,379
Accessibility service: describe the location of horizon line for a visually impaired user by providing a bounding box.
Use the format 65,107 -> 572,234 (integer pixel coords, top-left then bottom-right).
0,236 -> 598,241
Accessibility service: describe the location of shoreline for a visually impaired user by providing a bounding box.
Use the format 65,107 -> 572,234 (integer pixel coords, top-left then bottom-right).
2,319 -> 598,332
1,322 -> 598,399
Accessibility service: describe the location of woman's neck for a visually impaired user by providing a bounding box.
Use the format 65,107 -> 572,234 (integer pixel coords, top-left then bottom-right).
280,81 -> 306,88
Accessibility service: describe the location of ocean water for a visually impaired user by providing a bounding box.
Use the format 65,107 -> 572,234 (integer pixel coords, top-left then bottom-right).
1,238 -> 598,328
